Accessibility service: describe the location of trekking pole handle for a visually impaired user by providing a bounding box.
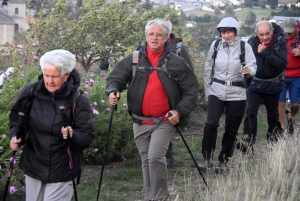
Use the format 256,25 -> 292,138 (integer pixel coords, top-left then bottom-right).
59,106 -> 67,127
241,62 -> 246,67
241,62 -> 249,78
16,112 -> 25,140
59,106 -> 70,140
112,90 -> 118,111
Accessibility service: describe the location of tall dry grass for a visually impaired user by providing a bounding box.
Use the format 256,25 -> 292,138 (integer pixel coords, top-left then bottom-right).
168,135 -> 300,201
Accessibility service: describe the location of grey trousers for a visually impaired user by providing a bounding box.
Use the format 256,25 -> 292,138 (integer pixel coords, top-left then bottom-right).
133,121 -> 176,201
25,175 -> 73,201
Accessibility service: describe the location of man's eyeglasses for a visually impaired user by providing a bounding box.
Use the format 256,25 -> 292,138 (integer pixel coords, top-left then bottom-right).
147,32 -> 165,39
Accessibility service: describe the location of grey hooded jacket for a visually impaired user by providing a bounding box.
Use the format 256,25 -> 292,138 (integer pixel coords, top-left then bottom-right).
204,17 -> 257,101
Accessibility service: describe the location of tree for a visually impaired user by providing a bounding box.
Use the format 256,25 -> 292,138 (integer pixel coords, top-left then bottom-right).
268,0 -> 278,9
225,5 -> 235,17
244,11 -> 256,25
243,0 -> 252,8
76,0 -> 82,7
141,0 -> 153,10
27,0 -> 180,73
258,0 -> 266,8
27,0 -> 58,13
214,7 -> 221,15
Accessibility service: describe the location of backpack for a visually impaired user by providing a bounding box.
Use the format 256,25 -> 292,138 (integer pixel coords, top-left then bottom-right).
171,33 -> 184,56
212,39 -> 248,85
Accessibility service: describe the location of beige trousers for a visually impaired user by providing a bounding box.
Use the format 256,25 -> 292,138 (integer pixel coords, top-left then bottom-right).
133,121 -> 176,201
25,175 -> 73,201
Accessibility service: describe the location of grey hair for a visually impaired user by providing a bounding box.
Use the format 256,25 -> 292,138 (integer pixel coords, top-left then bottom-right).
255,20 -> 273,33
145,19 -> 172,38
40,49 -> 76,75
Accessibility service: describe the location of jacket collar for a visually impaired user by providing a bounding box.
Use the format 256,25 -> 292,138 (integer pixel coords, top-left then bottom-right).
140,40 -> 172,58
35,68 -> 81,98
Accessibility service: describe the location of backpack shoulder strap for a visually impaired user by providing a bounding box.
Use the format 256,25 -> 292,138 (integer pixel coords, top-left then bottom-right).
239,40 -> 246,64
72,90 -> 82,118
248,35 -> 256,48
132,50 -> 140,78
24,81 -> 38,112
176,41 -> 183,56
211,39 -> 221,80
274,35 -> 283,54
159,52 -> 171,74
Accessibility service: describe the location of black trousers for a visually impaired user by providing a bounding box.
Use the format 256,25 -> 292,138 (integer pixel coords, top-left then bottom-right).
202,95 -> 246,162
243,90 -> 282,143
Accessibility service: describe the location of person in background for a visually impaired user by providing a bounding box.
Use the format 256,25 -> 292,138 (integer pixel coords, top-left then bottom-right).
278,17 -> 300,135
106,19 -> 199,201
165,32 -> 195,169
200,17 -> 257,173
236,20 -> 287,153
9,49 -> 95,201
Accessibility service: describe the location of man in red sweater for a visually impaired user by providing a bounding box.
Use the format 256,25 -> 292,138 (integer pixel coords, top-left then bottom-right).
279,17 -> 300,135
106,19 -> 199,201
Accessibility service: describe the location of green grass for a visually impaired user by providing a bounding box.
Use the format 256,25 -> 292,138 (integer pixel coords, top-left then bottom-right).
235,8 -> 278,21
185,8 -> 279,22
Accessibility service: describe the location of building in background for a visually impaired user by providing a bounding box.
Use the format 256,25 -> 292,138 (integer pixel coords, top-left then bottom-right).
0,0 -> 27,46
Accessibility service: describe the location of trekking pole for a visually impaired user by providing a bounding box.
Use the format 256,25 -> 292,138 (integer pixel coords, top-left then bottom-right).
3,112 -> 25,200
59,106 -> 78,201
96,102 -> 116,201
242,62 -> 254,154
168,112 -> 208,187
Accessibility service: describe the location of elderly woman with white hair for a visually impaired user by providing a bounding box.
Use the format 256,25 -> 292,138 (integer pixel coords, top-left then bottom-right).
9,49 -> 95,201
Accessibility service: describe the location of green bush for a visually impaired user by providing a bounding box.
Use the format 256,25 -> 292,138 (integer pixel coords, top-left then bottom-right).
82,71 -> 135,165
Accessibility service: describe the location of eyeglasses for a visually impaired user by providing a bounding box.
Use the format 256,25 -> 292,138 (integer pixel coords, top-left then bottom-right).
147,32 -> 165,39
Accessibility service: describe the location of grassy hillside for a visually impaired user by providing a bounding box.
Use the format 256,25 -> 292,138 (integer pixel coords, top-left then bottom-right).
185,8 -> 279,21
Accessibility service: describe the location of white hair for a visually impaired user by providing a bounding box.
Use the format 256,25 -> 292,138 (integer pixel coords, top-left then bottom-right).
40,49 -> 76,75
145,19 -> 172,38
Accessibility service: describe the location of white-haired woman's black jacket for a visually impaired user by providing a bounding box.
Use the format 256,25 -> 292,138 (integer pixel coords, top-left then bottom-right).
9,69 -> 95,182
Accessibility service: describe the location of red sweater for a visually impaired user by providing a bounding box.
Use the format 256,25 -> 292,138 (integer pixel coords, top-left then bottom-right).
141,45 -> 170,125
285,30 -> 300,78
